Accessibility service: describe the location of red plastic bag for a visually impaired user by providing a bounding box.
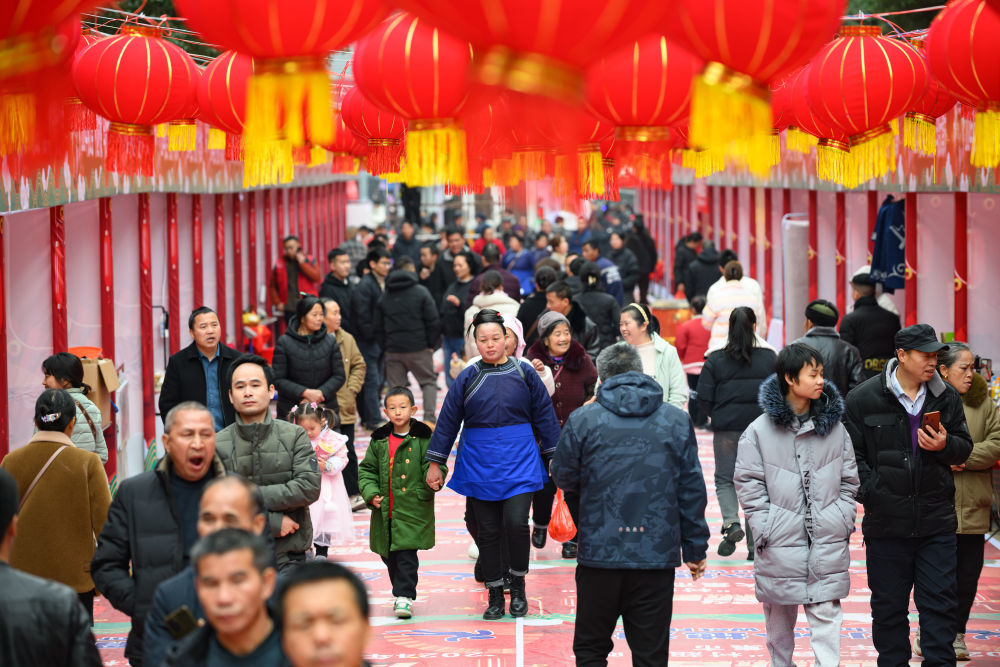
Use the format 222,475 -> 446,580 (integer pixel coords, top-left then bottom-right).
548,489 -> 577,542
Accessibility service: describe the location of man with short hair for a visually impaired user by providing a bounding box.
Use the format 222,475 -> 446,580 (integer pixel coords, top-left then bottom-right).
552,342 -> 710,666
792,299 -> 863,397
0,468 -> 102,666
839,271 -> 902,380
845,324 -> 973,665
160,307 -> 242,430
465,242 -> 521,307
672,232 -> 702,295
436,226 -> 472,287
93,402 -> 227,666
545,281 -> 600,359
581,240 -> 624,305
340,227 -> 368,268
278,561 -> 373,667
391,219 -> 422,265
216,355 -> 321,573
353,248 -> 393,429
418,241 -> 446,306
319,248 -> 355,335
269,236 -> 322,325
144,476 -> 270,666
165,529 -> 284,665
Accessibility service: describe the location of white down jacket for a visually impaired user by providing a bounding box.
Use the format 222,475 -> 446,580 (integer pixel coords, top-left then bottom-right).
735,375 -> 859,606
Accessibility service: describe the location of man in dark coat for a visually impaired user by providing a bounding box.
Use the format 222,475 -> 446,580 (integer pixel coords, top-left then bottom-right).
551,342 -> 709,666
844,324 -> 972,666
626,217 -> 658,304
319,248 -> 355,335
352,247 -> 392,429
465,243 -> 522,307
791,299 -> 863,397
581,240 -> 624,305
517,266 -> 558,347
684,240 -> 720,300
268,236 -> 322,326
544,281 -> 601,360
92,403 -> 228,666
418,241 -> 447,307
673,232 -> 701,295
390,219 -> 423,265
159,307 -> 241,430
373,259 -> 441,424
839,272 -> 902,380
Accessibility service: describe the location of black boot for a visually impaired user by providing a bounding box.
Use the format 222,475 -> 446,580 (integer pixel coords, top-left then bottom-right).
561,540 -> 577,559
508,575 -> 528,617
473,557 -> 484,583
483,584 -> 505,620
531,527 -> 547,549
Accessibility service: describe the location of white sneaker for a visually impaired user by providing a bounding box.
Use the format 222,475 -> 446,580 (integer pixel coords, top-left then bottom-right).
467,541 -> 479,560
913,626 -> 921,657
954,633 -> 970,661
394,596 -> 413,619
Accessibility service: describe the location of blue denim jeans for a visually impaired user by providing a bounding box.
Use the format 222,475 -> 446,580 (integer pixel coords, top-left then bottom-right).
356,339 -> 383,425
442,336 -> 465,389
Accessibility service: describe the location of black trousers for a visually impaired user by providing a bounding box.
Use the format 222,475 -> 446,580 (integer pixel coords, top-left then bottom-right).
338,423 -> 360,496
78,589 -> 95,625
686,374 -> 706,427
956,533 -> 986,634
574,565 -> 675,667
866,533 -> 957,666
637,274 -> 650,304
381,519 -> 420,599
466,498 -> 510,574
467,492 -> 533,585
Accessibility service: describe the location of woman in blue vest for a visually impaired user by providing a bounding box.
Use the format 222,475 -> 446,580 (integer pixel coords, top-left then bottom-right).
426,309 -> 561,621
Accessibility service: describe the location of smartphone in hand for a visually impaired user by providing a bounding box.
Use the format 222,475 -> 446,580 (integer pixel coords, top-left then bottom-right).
921,411 -> 941,431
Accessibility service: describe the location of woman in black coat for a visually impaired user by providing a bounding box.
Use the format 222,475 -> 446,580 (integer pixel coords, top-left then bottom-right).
626,218 -> 658,304
575,261 -> 620,350
273,295 -> 346,419
608,230 -> 640,296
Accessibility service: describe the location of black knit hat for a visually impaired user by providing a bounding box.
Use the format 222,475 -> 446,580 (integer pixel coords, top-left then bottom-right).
805,299 -> 839,327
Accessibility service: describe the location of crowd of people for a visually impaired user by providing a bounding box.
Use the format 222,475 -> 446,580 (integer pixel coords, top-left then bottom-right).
0,209 -> 997,667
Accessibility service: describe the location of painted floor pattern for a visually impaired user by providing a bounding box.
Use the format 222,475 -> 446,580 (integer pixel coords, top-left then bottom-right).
95,372 -> 1000,666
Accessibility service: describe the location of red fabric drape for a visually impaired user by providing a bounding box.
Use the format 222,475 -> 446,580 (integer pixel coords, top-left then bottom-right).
167,193 -> 180,354
764,188 -> 773,321
99,197 -> 117,479
0,213 -> 8,457
867,190 -> 878,263
138,193 -> 155,449
835,191 -> 847,317
215,194 -> 227,342
248,191 -> 258,317
192,196 -> 203,308
232,193 -> 244,350
954,192 -> 968,341
905,192 -> 918,326
50,206 -> 67,353
749,187 -> 758,280
808,190 -> 818,302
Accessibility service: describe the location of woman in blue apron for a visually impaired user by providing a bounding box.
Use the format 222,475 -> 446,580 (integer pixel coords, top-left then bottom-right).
426,309 -> 561,620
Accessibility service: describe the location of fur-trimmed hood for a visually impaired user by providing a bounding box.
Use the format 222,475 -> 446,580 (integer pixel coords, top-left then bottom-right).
525,337 -> 588,371
963,372 -> 988,409
757,373 -> 844,437
371,418 -> 434,442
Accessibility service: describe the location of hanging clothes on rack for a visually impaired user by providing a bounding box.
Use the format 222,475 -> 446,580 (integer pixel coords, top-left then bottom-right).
869,195 -> 906,292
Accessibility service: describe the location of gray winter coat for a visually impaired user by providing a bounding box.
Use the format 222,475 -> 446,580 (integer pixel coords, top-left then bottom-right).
735,375 -> 859,606
67,388 -> 107,463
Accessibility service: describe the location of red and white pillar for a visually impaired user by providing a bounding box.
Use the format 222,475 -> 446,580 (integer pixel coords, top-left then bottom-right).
138,193 -> 156,448
99,197 -> 117,478
166,193 -> 180,354
954,192 -> 968,341
50,205 -> 67,353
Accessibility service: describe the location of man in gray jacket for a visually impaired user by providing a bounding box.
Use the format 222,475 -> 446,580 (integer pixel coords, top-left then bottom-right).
216,354 -> 321,573
735,343 -> 859,666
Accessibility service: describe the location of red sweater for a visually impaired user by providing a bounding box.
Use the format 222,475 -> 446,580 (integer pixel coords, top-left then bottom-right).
675,316 -> 711,372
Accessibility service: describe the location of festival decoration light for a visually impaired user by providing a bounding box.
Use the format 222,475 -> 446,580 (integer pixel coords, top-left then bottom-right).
341,86 -> 407,175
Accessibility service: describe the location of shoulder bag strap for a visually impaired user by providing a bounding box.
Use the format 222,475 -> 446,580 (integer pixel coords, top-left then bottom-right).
19,446 -> 69,511
74,400 -> 99,441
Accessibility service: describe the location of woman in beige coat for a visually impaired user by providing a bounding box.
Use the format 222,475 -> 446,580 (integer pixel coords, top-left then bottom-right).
936,342 -> 1000,660
322,296 -> 367,511
1,389 -> 110,623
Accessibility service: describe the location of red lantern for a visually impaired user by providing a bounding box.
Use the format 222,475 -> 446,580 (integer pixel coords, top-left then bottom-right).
175,0 -> 390,150
197,50 -> 253,159
789,67 -> 855,187
926,0 -> 1000,167
323,113 -> 360,174
341,86 -> 407,175
662,0 -> 846,165
72,25 -> 198,176
601,135 -> 621,201
462,98 -> 510,193
66,31 -> 103,133
353,12 -> 472,186
904,40 -> 957,156
807,25 -> 926,186
167,62 -> 201,152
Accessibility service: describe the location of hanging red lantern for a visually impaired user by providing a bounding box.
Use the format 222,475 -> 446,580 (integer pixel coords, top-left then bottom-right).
789,66 -> 855,187
174,0 -> 390,153
662,0 -> 846,166
462,97 -> 510,193
807,25 -> 926,186
322,112 -> 360,174
197,50 -> 251,156
66,31 -> 103,133
167,61 -> 202,152
72,25 -> 198,176
601,135 -> 621,201
341,86 -> 407,175
353,12 -> 472,186
926,0 -> 1000,167
904,40 -> 957,156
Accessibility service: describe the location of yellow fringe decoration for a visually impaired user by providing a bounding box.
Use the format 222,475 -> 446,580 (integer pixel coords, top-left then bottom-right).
552,154 -> 578,200
244,65 -> 333,149
489,156 -> 520,187
514,149 -> 549,182
971,108 -> 1000,168
0,92 -> 33,154
816,142 -> 853,188
242,136 -> 293,188
310,145 -> 327,167
167,121 -> 196,152
904,113 -> 936,156
693,150 -> 724,179
732,132 -> 780,178
207,127 -> 226,150
399,123 -> 468,187
690,63 -> 772,161
483,167 -> 496,188
382,170 -> 404,183
577,148 -> 605,198
849,129 -> 895,185
785,127 -> 817,154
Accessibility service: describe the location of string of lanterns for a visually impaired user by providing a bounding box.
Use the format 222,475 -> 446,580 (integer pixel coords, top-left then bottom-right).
2,0 -> 999,197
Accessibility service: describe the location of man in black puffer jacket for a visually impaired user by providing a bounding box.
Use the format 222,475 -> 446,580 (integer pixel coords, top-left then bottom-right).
684,241 -> 721,301
374,258 -> 441,424
792,299 -> 863,397
845,324 -> 972,666
92,404 -> 228,666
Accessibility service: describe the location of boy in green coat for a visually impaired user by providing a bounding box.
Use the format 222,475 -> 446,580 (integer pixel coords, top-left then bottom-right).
358,387 -> 446,619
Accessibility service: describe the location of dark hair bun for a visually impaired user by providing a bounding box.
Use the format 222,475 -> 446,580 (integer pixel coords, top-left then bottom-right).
34,388 -> 76,432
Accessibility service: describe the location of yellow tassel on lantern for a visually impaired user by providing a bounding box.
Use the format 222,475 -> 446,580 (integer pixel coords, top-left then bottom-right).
785,127 -> 818,154
167,120 -> 197,152
242,136 -> 293,188
0,92 -> 33,154
244,58 -> 333,150
399,120 -> 468,187
971,106 -> 1000,168
690,62 -> 772,160
309,145 -> 327,167
208,127 -> 226,150
602,158 -> 620,202
577,146 -> 605,199
489,155 -> 520,187
816,139 -> 856,189
848,127 -> 895,185
514,149 -> 551,182
733,131 -> 780,177
552,154 -> 580,201
904,112 -> 936,156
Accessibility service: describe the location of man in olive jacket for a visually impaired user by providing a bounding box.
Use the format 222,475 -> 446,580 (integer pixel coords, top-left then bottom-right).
845,324 -> 972,666
216,354 -> 321,573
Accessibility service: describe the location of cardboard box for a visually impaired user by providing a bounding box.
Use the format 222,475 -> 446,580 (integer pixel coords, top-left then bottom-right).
81,358 -> 120,429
